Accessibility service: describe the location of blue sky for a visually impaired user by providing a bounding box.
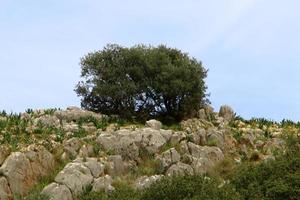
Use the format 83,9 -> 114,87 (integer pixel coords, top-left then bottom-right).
0,0 -> 299,121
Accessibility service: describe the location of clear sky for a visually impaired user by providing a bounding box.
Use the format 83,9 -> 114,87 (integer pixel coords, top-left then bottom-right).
0,0 -> 299,121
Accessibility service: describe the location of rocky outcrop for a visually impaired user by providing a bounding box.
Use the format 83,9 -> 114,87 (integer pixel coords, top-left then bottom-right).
0,106 -> 289,199
41,183 -> 73,200
0,145 -> 54,197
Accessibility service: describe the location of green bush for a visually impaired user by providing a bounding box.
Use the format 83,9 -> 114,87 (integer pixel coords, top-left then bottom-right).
141,175 -> 240,200
231,135 -> 300,200
75,44 -> 208,121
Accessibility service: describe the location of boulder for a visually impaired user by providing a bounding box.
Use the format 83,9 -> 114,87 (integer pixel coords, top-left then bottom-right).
145,119 -> 162,130
92,175 -> 115,193
0,146 -> 10,166
63,138 -> 82,159
0,177 -> 12,200
156,148 -> 180,172
0,152 -> 35,196
41,183 -> 73,200
206,129 -> 224,148
140,128 -> 166,154
219,105 -> 235,121
166,162 -> 194,176
74,158 -> 105,178
78,144 -> 94,158
24,145 -> 55,178
54,107 -> 103,122
55,162 -> 93,196
106,155 -> 124,176
187,142 -> 224,163
36,115 -> 60,128
134,175 -> 164,190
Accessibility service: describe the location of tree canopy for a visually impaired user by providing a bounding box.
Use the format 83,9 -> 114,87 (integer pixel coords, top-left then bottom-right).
75,44 -> 208,121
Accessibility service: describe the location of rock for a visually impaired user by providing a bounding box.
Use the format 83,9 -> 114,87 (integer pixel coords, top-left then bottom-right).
206,129 -> 224,147
0,152 -> 35,196
78,144 -> 94,158
186,143 -> 224,174
96,133 -> 118,152
0,177 -> 12,200
0,146 -> 10,166
55,162 -> 93,196
63,138 -> 82,159
145,119 -> 162,130
92,175 -> 115,193
240,132 -> 256,148
190,129 -> 206,145
263,138 -> 285,155
54,107 -> 103,122
166,162 -> 194,176
107,155 -> 124,176
36,115 -> 60,128
41,183 -> 73,200
134,175 -> 164,190
140,128 -> 166,154
169,131 -> 186,146
219,105 -> 235,121
160,129 -> 172,142
156,148 -> 180,172
24,145 -> 55,178
74,158 -> 105,178
187,142 -> 224,163
191,157 -> 215,174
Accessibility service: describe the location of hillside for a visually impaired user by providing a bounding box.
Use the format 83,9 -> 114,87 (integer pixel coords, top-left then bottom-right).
0,105 -> 299,200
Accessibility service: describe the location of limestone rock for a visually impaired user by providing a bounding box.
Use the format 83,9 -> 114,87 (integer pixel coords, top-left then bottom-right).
134,175 -> 164,190
55,162 -> 93,196
63,138 -> 82,159
0,152 -> 35,196
0,146 -> 10,166
0,177 -> 12,200
92,175 -> 115,193
74,158 -> 105,178
219,105 -> 235,121
41,183 -> 73,200
145,119 -> 162,130
140,128 -> 167,154
166,162 -> 194,176
24,145 -> 55,178
107,155 -> 124,176
156,148 -> 180,172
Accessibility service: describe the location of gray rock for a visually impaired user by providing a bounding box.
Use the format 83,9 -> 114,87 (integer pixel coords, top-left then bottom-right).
0,146 -> 10,166
41,183 -> 73,200
160,129 -> 173,142
206,129 -> 224,147
166,162 -> 194,176
55,162 -> 93,196
156,148 -> 180,172
107,155 -> 124,176
140,128 -> 167,154
219,105 -> 235,121
134,175 -> 164,190
63,138 -> 82,159
92,175 -> 115,193
74,158 -> 105,178
24,145 -> 55,178
0,152 -> 35,196
0,177 -> 12,200
187,143 -> 224,162
145,119 -> 162,130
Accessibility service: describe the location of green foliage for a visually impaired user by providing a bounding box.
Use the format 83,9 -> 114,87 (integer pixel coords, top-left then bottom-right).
141,175 -> 240,200
231,134 -> 300,200
75,44 -> 208,121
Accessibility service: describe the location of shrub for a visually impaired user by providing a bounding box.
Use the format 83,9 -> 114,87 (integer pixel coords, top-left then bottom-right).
75,44 -> 208,121
141,175 -> 241,200
231,134 -> 300,200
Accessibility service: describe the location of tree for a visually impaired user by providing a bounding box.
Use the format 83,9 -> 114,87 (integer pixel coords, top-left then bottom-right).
75,44 -> 208,121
